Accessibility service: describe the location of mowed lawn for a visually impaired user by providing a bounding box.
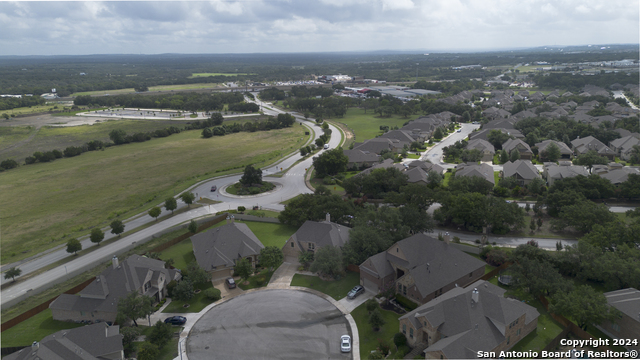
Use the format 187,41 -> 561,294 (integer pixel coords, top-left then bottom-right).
290,271 -> 360,301
0,125 -> 37,150
1,309 -> 84,347
71,83 -> 223,97
0,128 -> 305,263
334,108 -> 423,142
351,302 -> 401,359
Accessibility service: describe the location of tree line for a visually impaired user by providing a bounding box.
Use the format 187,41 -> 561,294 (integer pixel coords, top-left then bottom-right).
74,92 -> 248,113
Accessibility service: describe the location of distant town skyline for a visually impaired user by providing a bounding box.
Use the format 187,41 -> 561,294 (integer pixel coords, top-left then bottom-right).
0,0 -> 638,56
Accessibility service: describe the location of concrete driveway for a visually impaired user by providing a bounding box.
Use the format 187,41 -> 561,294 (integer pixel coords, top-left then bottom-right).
337,291 -> 375,314
186,289 -> 352,360
267,262 -> 299,289
213,277 -> 245,300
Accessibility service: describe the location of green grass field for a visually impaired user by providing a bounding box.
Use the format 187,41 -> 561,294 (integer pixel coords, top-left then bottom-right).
334,108 -> 422,142
189,73 -> 253,78
70,83 -> 224,97
0,127 -> 306,263
0,126 -> 37,151
1,309 -> 84,347
351,302 -> 401,359
290,271 -> 360,301
1,104 -> 59,116
162,282 -> 215,313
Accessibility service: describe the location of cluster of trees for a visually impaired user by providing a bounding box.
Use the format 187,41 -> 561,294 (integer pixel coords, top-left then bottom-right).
514,116 -> 620,148
0,95 -> 46,111
412,79 -> 484,95
285,96 -> 349,119
442,140 -> 483,162
259,87 -> 285,100
312,148 -> 348,177
532,72 -> 636,93
201,113 -> 295,138
74,92 -> 247,112
227,102 -> 260,113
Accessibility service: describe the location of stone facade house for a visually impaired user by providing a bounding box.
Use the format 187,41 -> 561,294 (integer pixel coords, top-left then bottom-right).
359,234 -> 485,305
502,138 -> 533,160
399,280 -> 539,359
191,218 -> 264,280
502,160 -> 541,186
598,288 -> 640,352
282,215 -> 350,259
4,323 -> 125,360
571,136 -> 616,161
49,256 -> 180,324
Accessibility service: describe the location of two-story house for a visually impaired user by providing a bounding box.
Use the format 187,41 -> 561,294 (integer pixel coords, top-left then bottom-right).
281,214 -> 350,260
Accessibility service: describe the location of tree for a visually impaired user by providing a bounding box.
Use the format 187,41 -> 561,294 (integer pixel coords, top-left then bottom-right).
487,130 -> 513,150
180,191 -> 195,207
116,292 -> 154,326
234,258 -> 253,283
188,220 -> 198,234
165,197 -> 177,214
573,150 -> 608,171
109,129 -> 127,145
66,238 -> 82,255
4,267 -> 21,282
529,218 -> 536,233
509,149 -> 521,162
120,327 -> 141,357
173,279 -> 195,301
148,320 -> 173,347
551,200 -> 616,233
537,217 -> 543,230
210,112 -> 224,126
136,342 -> 159,360
259,246 -> 283,271
540,142 -> 561,162
620,173 -> 640,199
499,149 -> 509,164
312,148 -> 348,177
239,165 -> 263,185
148,206 -> 161,221
511,258 -> 572,298
432,127 -> 444,140
298,252 -> 314,270
90,228 -> 104,245
0,159 -> 18,170
309,245 -> 344,278
202,127 -> 213,138
186,261 -> 211,286
110,219 -> 125,237
369,308 -> 386,331
550,286 -> 620,330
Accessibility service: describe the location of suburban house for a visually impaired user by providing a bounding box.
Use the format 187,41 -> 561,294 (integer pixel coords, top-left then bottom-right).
343,149 -> 380,170
571,136 -> 616,161
359,234 -> 486,305
406,160 -> 445,175
543,162 -> 589,186
535,140 -> 574,160
502,138 -> 533,160
469,128 -> 524,142
465,139 -> 495,162
49,256 -> 180,324
599,167 -> 640,185
191,218 -> 264,280
598,288 -> 640,351
281,215 -> 351,259
399,280 -> 539,359
609,134 -> 640,161
3,323 -> 125,360
502,160 -> 541,186
455,163 -> 495,186
352,137 -> 403,154
379,129 -> 421,147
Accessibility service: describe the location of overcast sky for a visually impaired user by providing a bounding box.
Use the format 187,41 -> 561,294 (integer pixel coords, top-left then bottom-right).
1,0 -> 638,56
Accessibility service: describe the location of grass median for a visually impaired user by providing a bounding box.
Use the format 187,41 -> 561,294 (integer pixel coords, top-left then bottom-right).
0,126 -> 306,264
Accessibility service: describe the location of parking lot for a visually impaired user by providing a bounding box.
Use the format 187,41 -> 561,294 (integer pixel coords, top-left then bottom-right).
186,289 -> 352,360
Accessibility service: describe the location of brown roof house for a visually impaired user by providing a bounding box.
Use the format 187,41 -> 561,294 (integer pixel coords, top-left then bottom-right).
502,138 -> 533,160
359,234 -> 485,305
191,218 -> 264,280
502,160 -> 541,186
571,136 -> 616,161
598,288 -> 640,351
399,280 -> 539,359
466,139 -> 495,162
4,323 -> 125,360
282,214 -> 350,259
50,256 -> 180,324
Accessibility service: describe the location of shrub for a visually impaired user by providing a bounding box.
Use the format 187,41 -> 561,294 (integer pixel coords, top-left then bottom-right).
0,159 -> 18,169
237,206 -> 246,213
166,280 -> 177,298
323,176 -> 336,185
485,249 -> 509,266
395,345 -> 410,358
378,339 -> 390,356
394,294 -> 418,311
204,288 -> 221,301
393,332 -> 408,348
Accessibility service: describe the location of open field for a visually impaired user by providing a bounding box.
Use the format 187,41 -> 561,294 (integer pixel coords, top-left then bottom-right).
0,119 -> 189,162
189,73 -> 253,78
70,83 -> 224,97
0,127 -> 306,263
1,104 -> 60,116
334,108 -> 422,142
0,126 -> 37,151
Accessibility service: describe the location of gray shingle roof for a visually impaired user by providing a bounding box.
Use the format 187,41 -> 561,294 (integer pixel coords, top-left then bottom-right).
407,160 -> 445,174
343,149 -> 379,164
455,163 -> 495,185
600,167 -> 640,184
503,160 -> 541,180
571,136 -> 616,157
353,138 -> 398,154
502,138 -> 532,155
402,280 -> 539,359
545,164 -> 589,180
604,288 -> 640,322
535,140 -> 573,156
3,323 -> 123,360
470,128 -> 523,142
290,220 -> 350,249
466,139 -> 495,154
191,222 -> 264,271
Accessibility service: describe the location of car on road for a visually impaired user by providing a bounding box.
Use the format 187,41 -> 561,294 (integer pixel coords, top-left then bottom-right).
340,335 -> 351,353
323,144 -> 330,149
164,316 -> 187,325
456,129 -> 462,132
347,285 -> 364,299
210,185 -> 217,192
226,277 -> 236,289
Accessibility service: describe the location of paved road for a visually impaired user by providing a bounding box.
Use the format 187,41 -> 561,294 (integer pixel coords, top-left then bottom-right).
0,100 -> 341,306
186,290 -> 352,360
420,123 -> 480,167
612,90 -> 639,110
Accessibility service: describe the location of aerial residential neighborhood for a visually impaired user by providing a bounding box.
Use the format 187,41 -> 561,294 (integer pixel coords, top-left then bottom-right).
1,2 -> 639,360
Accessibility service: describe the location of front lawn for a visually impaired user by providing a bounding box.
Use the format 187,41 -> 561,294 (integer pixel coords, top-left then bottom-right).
238,268 -> 274,290
1,309 -> 84,347
351,302 -> 401,359
290,271 -> 360,301
162,282 -> 215,313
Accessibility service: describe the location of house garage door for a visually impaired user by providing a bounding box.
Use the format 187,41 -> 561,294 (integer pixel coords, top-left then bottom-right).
363,277 -> 378,293
211,268 -> 233,281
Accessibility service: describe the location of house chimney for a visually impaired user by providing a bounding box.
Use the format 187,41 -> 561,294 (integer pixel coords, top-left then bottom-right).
112,256 -> 119,269
231,215 -> 235,223
326,213 -> 330,222
32,341 -> 39,351
444,232 -> 450,243
471,288 -> 479,304
226,215 -> 230,224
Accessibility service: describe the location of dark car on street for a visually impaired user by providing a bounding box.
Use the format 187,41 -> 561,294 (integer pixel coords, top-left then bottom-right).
210,185 -> 217,192
226,277 -> 236,289
347,285 -> 364,299
164,316 -> 187,325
